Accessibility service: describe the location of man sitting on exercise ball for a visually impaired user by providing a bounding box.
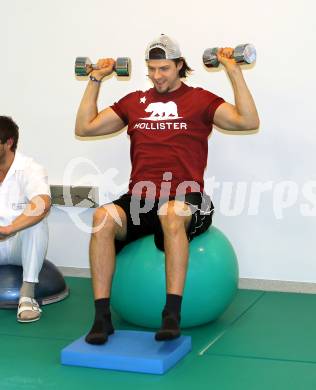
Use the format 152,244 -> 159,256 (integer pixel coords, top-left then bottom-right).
0,116 -> 51,322
75,34 -> 259,344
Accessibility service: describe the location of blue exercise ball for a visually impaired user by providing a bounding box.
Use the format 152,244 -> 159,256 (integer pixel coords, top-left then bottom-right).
111,226 -> 238,328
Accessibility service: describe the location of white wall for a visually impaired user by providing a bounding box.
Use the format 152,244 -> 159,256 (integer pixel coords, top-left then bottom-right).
1,0 -> 316,281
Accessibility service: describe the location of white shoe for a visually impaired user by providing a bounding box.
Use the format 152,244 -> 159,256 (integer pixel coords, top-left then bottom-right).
17,297 -> 42,323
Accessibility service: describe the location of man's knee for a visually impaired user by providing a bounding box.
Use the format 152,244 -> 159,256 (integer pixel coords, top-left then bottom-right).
158,201 -> 191,233
92,204 -> 126,238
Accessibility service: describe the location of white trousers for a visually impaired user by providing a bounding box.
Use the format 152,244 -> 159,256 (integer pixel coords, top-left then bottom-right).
0,220 -> 48,283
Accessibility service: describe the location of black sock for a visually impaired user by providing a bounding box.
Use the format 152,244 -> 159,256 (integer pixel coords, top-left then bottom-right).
165,294 -> 182,315
85,298 -> 114,345
94,298 -> 111,318
155,294 -> 182,341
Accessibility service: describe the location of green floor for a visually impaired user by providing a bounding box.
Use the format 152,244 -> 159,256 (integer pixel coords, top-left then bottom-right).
1,278 -> 316,389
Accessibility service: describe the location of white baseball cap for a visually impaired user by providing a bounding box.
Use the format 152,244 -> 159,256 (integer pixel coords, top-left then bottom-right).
145,34 -> 182,60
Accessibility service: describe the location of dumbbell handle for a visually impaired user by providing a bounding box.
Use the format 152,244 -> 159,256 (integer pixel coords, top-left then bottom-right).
89,64 -> 101,71
88,63 -> 122,71
203,44 -> 256,68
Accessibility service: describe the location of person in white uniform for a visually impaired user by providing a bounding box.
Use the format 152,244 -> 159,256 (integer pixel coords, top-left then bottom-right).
0,116 -> 51,322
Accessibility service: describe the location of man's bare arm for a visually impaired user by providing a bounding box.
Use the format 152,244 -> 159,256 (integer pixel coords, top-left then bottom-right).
0,195 -> 51,239
213,48 -> 260,131
75,58 -> 126,137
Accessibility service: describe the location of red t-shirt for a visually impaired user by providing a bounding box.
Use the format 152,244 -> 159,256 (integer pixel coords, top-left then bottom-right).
111,82 -> 224,199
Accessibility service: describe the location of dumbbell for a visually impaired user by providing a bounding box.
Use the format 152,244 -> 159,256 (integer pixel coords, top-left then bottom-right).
75,57 -> 131,77
203,44 -> 256,68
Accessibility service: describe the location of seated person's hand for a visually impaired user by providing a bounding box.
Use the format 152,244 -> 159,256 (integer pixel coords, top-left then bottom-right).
0,225 -> 15,240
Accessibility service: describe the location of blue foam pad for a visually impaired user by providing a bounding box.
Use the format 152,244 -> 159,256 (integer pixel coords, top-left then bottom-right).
61,330 -> 191,374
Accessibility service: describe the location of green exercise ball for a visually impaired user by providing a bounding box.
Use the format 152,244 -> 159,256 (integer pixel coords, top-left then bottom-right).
111,226 -> 238,328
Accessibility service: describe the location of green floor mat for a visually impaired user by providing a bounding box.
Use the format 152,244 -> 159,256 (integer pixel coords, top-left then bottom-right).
206,291 -> 316,363
178,354 -> 316,390
189,289 -> 263,353
1,278 -> 315,390
1,335 -> 316,390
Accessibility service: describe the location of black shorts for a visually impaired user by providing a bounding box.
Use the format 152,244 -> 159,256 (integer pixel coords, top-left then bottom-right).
111,192 -> 214,253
